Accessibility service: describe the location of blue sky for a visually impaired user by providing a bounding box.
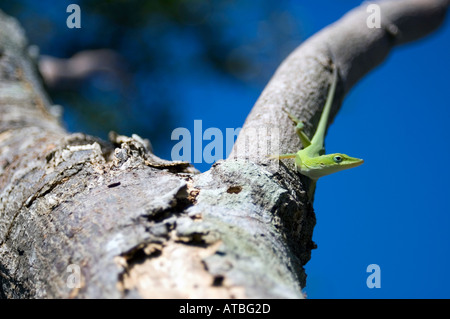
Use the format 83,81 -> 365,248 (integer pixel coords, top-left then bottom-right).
3,0 -> 449,298
167,3 -> 450,298
300,2 -> 450,298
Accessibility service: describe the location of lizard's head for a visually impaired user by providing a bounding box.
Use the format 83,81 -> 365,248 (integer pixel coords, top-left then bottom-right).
296,152 -> 364,180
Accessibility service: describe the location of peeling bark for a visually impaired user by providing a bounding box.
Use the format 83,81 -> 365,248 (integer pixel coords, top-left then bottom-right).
0,0 -> 448,299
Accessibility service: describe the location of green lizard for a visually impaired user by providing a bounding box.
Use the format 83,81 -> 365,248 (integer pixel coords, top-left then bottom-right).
270,66 -> 363,199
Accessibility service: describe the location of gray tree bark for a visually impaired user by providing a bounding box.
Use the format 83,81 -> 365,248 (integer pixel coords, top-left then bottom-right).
0,0 -> 448,298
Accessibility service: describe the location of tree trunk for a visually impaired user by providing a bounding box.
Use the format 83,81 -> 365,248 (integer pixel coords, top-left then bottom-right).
0,0 -> 448,299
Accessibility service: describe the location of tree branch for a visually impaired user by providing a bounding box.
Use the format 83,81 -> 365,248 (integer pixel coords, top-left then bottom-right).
0,0 -> 448,299
231,0 -> 448,166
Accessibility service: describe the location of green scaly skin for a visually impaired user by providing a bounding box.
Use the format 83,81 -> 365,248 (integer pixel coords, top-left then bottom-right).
270,66 -> 363,199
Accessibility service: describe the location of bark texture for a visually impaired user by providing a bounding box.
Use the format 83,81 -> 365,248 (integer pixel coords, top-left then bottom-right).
0,0 -> 448,298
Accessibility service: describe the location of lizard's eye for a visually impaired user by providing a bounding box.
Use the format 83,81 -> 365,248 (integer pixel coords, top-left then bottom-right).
333,155 -> 343,163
